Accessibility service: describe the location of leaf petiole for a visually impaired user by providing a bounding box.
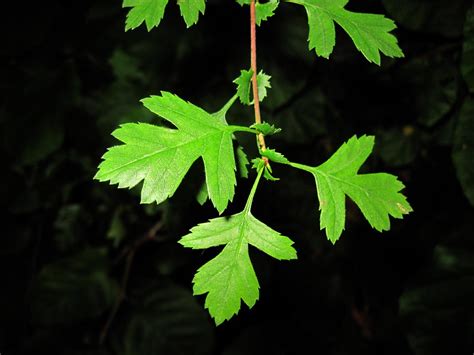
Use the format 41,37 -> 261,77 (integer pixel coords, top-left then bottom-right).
244,163 -> 265,214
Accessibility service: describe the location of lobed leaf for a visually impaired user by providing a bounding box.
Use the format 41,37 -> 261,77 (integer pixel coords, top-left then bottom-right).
95,92 -> 246,214
180,211 -> 297,324
251,122 -> 282,136
234,69 -> 272,105
123,0 -> 205,31
291,135 -> 412,243
292,0 -> 404,64
256,0 -> 279,26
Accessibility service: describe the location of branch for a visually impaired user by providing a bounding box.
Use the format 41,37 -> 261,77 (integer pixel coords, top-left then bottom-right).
250,0 -> 268,157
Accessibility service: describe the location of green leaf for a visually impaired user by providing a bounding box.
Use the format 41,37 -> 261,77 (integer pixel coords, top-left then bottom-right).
196,146 -> 249,206
256,0 -> 279,26
291,135 -> 412,243
95,92 -> 246,214
453,98 -> 474,206
261,148 -> 289,164
123,0 -> 205,30
179,169 -> 297,324
256,70 -> 272,102
234,69 -> 253,105
462,6 -> 474,92
251,122 -> 282,136
123,0 -> 169,31
233,69 -> 272,105
237,146 -> 250,178
236,0 -> 250,5
196,182 -> 208,205
178,0 -> 206,27
293,0 -> 404,64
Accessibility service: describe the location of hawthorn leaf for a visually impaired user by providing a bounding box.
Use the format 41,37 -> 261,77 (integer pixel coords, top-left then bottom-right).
292,135 -> 412,243
234,70 -> 253,105
251,158 -> 280,181
261,148 -> 289,164
123,0 -> 169,31
95,92 -> 246,214
196,145 -> 249,206
236,0 -> 249,5
292,0 -> 404,64
256,0 -> 279,26
251,122 -> 282,136
123,0 -> 205,31
178,0 -> 206,28
255,71 -> 272,102
234,69 -> 272,105
180,211 -> 296,324
237,146 -> 250,178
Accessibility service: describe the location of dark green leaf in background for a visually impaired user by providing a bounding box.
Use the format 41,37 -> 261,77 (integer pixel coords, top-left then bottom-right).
399,223 -> 474,355
462,6 -> 474,92
121,281 -> 214,355
31,249 -> 118,325
453,98 -> 474,206
382,0 -> 472,37
398,56 -> 458,128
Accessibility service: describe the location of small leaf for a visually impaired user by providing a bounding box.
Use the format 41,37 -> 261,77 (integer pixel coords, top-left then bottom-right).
251,122 -> 282,136
180,211 -> 296,324
234,69 -> 253,105
263,167 -> 279,181
256,0 -> 279,26
256,70 -> 272,102
237,146 -> 250,178
294,0 -> 404,64
261,148 -> 289,164
233,69 -> 272,105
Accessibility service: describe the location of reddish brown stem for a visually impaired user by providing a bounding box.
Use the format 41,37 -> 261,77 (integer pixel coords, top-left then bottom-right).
250,0 -> 267,155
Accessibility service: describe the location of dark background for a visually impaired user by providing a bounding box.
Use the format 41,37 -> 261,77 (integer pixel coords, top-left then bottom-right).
1,0 -> 473,354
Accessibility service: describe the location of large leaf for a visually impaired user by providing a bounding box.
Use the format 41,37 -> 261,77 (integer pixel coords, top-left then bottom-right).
399,223 -> 474,355
397,56 -> 458,127
122,281 -> 214,355
95,92 -> 247,214
383,0 -> 472,38
30,248 -> 118,325
180,169 -> 297,324
292,0 -> 403,64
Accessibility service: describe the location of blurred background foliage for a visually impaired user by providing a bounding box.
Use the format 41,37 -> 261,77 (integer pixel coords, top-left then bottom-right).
1,0 -> 473,354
